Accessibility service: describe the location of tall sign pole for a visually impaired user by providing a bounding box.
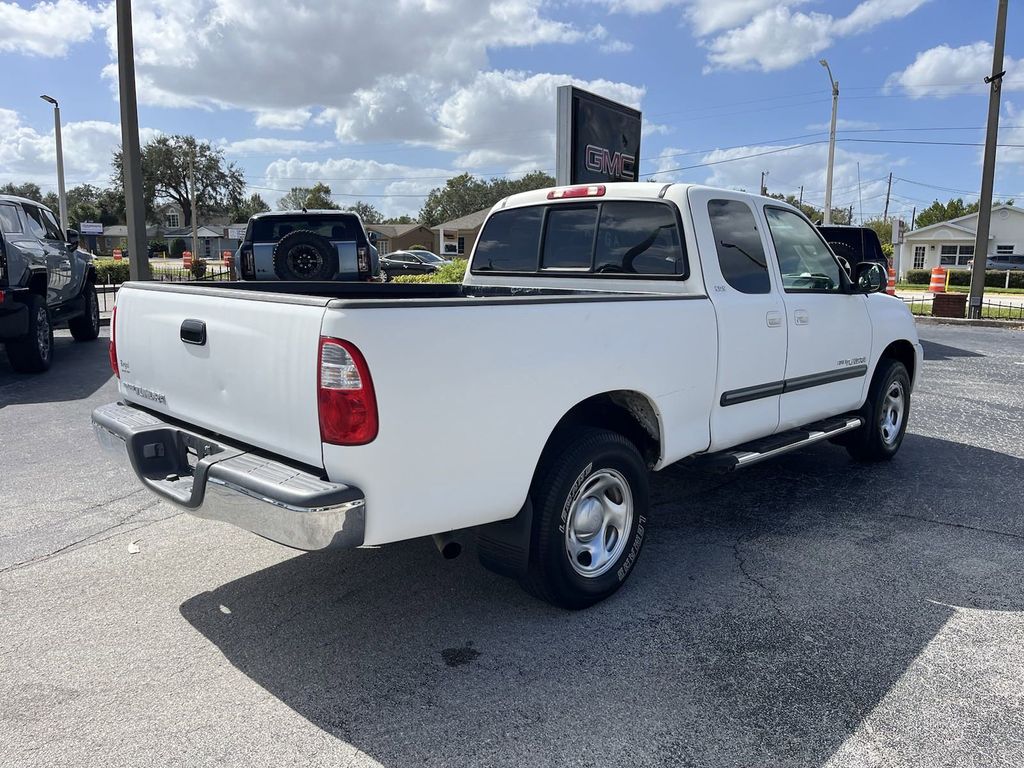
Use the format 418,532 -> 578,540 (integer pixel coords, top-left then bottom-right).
969,0 -> 1008,319
820,60 -> 839,225
116,0 -> 151,281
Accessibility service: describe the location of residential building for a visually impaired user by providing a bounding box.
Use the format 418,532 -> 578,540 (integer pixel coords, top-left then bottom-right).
364,223 -> 435,255
431,208 -> 489,258
901,204 -> 1024,273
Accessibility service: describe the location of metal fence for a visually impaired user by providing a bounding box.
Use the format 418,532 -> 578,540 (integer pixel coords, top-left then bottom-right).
96,267 -> 233,313
902,295 -> 1024,321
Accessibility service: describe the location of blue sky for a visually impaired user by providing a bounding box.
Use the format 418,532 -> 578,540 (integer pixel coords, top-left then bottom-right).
0,0 -> 1021,221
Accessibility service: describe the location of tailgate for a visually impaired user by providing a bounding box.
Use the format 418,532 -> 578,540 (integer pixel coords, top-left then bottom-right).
114,284 -> 328,468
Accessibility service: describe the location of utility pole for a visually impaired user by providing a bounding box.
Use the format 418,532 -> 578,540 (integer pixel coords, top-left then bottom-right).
969,0 -> 1008,319
857,162 -> 863,225
820,59 -> 839,225
911,206 -> 916,230
760,170 -> 768,196
798,185 -> 804,207
848,205 -> 854,224
115,0 -> 150,281
40,95 -> 67,231
883,171 -> 893,222
189,148 -> 199,261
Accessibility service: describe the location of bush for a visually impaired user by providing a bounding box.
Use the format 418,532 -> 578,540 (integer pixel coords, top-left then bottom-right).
190,258 -> 207,279
944,269 -> 1024,289
93,258 -> 130,285
906,269 -> 931,285
170,238 -> 187,259
392,259 -> 468,284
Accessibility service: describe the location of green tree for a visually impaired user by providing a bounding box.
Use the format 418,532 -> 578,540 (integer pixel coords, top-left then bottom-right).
384,214 -> 416,224
277,182 -> 339,211
229,192 -> 270,222
418,171 -> 555,226
344,201 -> 383,224
113,135 -> 245,226
912,198 -> 1011,229
0,182 -> 44,201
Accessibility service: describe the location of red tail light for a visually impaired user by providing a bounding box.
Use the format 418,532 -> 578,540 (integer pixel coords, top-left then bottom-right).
318,337 -> 377,445
108,306 -> 119,378
547,185 -> 606,200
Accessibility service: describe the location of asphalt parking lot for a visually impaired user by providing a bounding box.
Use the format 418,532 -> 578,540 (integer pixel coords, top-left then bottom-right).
2,323 -> 1023,767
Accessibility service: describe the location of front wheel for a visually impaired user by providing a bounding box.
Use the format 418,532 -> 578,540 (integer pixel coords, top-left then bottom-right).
522,428 -> 649,609
69,282 -> 101,341
846,359 -> 911,462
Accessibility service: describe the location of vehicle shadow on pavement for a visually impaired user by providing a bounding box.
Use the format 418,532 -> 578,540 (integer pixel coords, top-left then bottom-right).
180,434 -> 1024,767
919,339 -> 984,361
0,333 -> 111,408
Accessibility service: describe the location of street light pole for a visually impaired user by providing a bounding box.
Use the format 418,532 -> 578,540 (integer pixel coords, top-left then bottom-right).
115,0 -> 151,281
820,59 -> 839,226
39,95 -> 67,232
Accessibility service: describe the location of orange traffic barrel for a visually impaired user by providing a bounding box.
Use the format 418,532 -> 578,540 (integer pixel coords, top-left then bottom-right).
183,250 -> 193,268
112,248 -> 122,261
929,266 -> 946,294
886,267 -> 896,296
222,250 -> 232,268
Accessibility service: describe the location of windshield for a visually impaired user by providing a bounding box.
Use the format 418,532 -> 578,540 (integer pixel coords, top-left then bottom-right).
249,215 -> 364,243
413,251 -> 445,263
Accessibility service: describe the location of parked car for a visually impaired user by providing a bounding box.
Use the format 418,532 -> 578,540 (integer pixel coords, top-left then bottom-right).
380,249 -> 443,280
408,249 -> 449,265
967,254 -> 1024,270
816,224 -> 889,275
0,195 -> 101,373
236,210 -> 381,281
94,183 -> 921,608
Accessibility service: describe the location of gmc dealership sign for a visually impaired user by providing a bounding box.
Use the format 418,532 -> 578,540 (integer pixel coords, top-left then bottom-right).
556,86 -> 642,185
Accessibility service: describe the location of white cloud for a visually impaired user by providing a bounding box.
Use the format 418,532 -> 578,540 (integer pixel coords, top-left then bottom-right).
253,109 -> 313,132
257,157 -> 457,218
0,108 -> 159,191
997,102 -> 1024,166
600,39 -> 634,53
0,0 -> 102,57
885,42 -> 1021,99
590,0 -> 928,72
703,6 -> 832,72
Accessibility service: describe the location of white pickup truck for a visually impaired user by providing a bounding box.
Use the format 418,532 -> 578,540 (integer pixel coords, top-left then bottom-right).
93,182 -> 922,608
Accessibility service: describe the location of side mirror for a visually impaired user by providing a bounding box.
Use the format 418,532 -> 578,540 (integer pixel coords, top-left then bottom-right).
853,261 -> 886,293
66,228 -> 80,250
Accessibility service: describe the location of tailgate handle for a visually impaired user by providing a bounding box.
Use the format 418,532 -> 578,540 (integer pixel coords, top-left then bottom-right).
180,319 -> 207,346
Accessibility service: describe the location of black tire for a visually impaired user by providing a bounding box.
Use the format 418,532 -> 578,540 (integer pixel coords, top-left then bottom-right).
272,230 -> 338,281
522,428 -> 649,609
6,294 -> 53,373
845,359 -> 911,462
68,282 -> 101,342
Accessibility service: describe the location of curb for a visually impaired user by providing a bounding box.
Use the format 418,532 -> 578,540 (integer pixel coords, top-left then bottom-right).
914,316 -> 1024,330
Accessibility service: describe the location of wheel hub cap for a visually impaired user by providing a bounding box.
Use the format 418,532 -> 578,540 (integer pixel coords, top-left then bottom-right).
564,469 -> 634,578
880,380 -> 905,446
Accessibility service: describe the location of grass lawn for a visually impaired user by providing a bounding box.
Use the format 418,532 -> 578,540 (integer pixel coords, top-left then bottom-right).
897,282 -> 1024,295
908,301 -> 1024,320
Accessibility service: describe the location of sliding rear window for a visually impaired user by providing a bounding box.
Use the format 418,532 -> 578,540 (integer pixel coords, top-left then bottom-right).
472,200 -> 687,278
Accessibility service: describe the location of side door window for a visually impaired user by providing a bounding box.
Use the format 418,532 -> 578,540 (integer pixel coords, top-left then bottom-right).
0,203 -> 23,235
21,204 -> 47,240
39,208 -> 65,242
764,207 -> 844,293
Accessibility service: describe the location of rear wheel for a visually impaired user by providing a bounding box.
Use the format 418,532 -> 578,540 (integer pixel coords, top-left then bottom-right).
522,428 -> 649,609
6,294 -> 53,373
846,359 -> 910,461
69,282 -> 101,341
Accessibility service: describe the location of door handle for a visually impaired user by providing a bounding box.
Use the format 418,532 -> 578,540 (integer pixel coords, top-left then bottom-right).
180,319 -> 207,346
766,311 -> 783,328
794,309 -> 810,326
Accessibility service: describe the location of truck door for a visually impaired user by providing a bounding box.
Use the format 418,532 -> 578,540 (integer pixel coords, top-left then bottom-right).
759,205 -> 872,430
688,189 -> 788,451
19,203 -> 56,304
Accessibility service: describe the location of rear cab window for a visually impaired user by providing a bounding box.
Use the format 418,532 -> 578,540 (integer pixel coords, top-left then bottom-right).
0,203 -> 23,234
472,200 -> 687,278
707,199 -> 770,294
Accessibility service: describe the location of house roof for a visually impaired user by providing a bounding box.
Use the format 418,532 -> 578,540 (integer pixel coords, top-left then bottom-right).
366,223 -> 427,237
905,203 -> 1024,238
432,208 -> 489,232
164,225 -> 226,238
102,224 -> 161,237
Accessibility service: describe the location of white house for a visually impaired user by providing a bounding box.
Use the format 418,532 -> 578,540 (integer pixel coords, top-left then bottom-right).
900,204 -> 1024,273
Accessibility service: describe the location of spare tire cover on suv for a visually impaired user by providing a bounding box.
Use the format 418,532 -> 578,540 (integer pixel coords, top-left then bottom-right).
272,230 -> 338,280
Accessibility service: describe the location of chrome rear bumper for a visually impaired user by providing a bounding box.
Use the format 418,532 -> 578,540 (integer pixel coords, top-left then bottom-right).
92,402 -> 364,551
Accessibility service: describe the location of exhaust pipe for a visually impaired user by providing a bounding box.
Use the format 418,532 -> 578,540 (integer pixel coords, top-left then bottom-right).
432,532 -> 462,560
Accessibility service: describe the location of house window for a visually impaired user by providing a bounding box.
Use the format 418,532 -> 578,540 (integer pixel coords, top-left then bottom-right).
913,245 -> 925,270
996,244 -> 1014,257
457,236 -> 465,255
203,239 -> 211,257
939,244 -> 958,266
166,212 -> 180,228
377,240 -> 390,256
957,244 -> 974,266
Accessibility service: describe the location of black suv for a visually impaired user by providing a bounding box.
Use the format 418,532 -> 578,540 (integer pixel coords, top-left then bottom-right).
0,195 -> 100,373
817,225 -> 889,275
